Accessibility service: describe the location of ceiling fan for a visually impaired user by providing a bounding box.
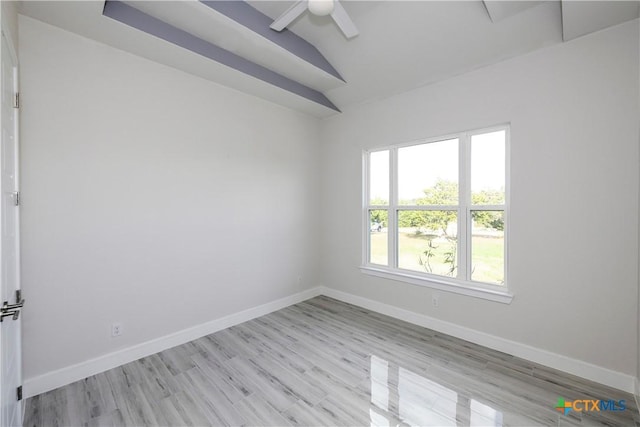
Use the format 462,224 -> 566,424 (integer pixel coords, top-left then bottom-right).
269,0 -> 359,39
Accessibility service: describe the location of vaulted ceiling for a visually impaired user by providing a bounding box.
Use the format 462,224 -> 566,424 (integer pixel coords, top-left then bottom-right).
19,1 -> 639,118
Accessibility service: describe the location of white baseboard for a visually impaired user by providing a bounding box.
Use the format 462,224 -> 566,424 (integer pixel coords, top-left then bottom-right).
320,287 -> 637,394
23,285 -> 637,398
23,287 -> 323,398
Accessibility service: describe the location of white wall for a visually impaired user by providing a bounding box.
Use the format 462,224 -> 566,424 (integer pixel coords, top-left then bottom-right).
17,9 -> 640,394
19,16 -> 321,381
1,2 -> 19,54
320,20 -> 639,377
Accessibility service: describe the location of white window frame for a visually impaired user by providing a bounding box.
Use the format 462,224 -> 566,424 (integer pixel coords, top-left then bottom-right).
361,124 -> 513,304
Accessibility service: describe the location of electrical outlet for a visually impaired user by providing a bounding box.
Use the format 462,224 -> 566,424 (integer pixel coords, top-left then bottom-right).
111,322 -> 123,337
432,294 -> 439,308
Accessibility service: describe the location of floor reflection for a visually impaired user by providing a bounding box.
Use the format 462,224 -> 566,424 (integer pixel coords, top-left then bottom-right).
370,355 -> 503,427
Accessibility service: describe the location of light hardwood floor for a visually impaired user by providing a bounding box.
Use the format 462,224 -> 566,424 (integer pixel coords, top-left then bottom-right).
24,296 -> 640,426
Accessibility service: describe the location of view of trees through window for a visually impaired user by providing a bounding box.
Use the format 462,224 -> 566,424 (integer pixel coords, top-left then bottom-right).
367,128 -> 506,286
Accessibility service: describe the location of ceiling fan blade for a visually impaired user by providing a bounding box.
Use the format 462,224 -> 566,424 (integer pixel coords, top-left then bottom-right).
331,1 -> 358,39
270,1 -> 308,32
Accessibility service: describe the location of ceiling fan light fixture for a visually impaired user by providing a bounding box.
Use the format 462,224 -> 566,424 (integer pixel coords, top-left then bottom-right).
308,0 -> 334,17
270,0 -> 358,38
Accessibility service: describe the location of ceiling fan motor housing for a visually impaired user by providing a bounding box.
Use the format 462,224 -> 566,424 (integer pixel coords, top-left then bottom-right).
308,0 -> 335,16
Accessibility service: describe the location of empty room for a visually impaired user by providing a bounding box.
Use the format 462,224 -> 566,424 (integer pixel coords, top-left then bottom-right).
0,0 -> 637,426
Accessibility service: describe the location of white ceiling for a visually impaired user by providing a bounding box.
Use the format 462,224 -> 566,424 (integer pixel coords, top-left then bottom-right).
19,1 -> 342,117
18,1 -> 640,117
482,1 -> 541,22
561,1 -> 640,41
249,0 -> 564,108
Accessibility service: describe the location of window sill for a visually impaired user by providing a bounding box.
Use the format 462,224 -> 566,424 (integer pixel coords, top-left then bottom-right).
359,266 -> 514,304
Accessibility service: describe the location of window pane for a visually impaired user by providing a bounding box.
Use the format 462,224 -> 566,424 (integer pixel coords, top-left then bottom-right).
369,150 -> 389,205
398,210 -> 457,277
471,210 -> 504,285
471,130 -> 505,205
369,210 -> 388,266
398,139 -> 458,205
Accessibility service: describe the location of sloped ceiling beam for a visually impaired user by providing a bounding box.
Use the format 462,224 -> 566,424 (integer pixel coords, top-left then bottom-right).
200,1 -> 344,82
103,1 -> 340,112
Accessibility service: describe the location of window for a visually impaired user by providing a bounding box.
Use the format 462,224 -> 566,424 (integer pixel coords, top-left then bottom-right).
363,125 -> 511,303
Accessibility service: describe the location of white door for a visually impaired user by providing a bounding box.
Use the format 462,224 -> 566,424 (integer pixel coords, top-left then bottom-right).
0,31 -> 21,427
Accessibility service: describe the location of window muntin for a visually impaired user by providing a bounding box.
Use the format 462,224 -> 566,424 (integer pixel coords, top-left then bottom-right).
364,126 -> 508,290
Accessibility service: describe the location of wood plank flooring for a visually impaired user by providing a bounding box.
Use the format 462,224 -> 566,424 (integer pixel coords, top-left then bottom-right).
24,296 -> 640,426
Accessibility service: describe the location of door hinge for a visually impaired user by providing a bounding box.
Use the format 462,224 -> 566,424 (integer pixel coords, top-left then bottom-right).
13,93 -> 19,109
14,191 -> 19,206
1,290 -> 24,322
16,386 -> 22,401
